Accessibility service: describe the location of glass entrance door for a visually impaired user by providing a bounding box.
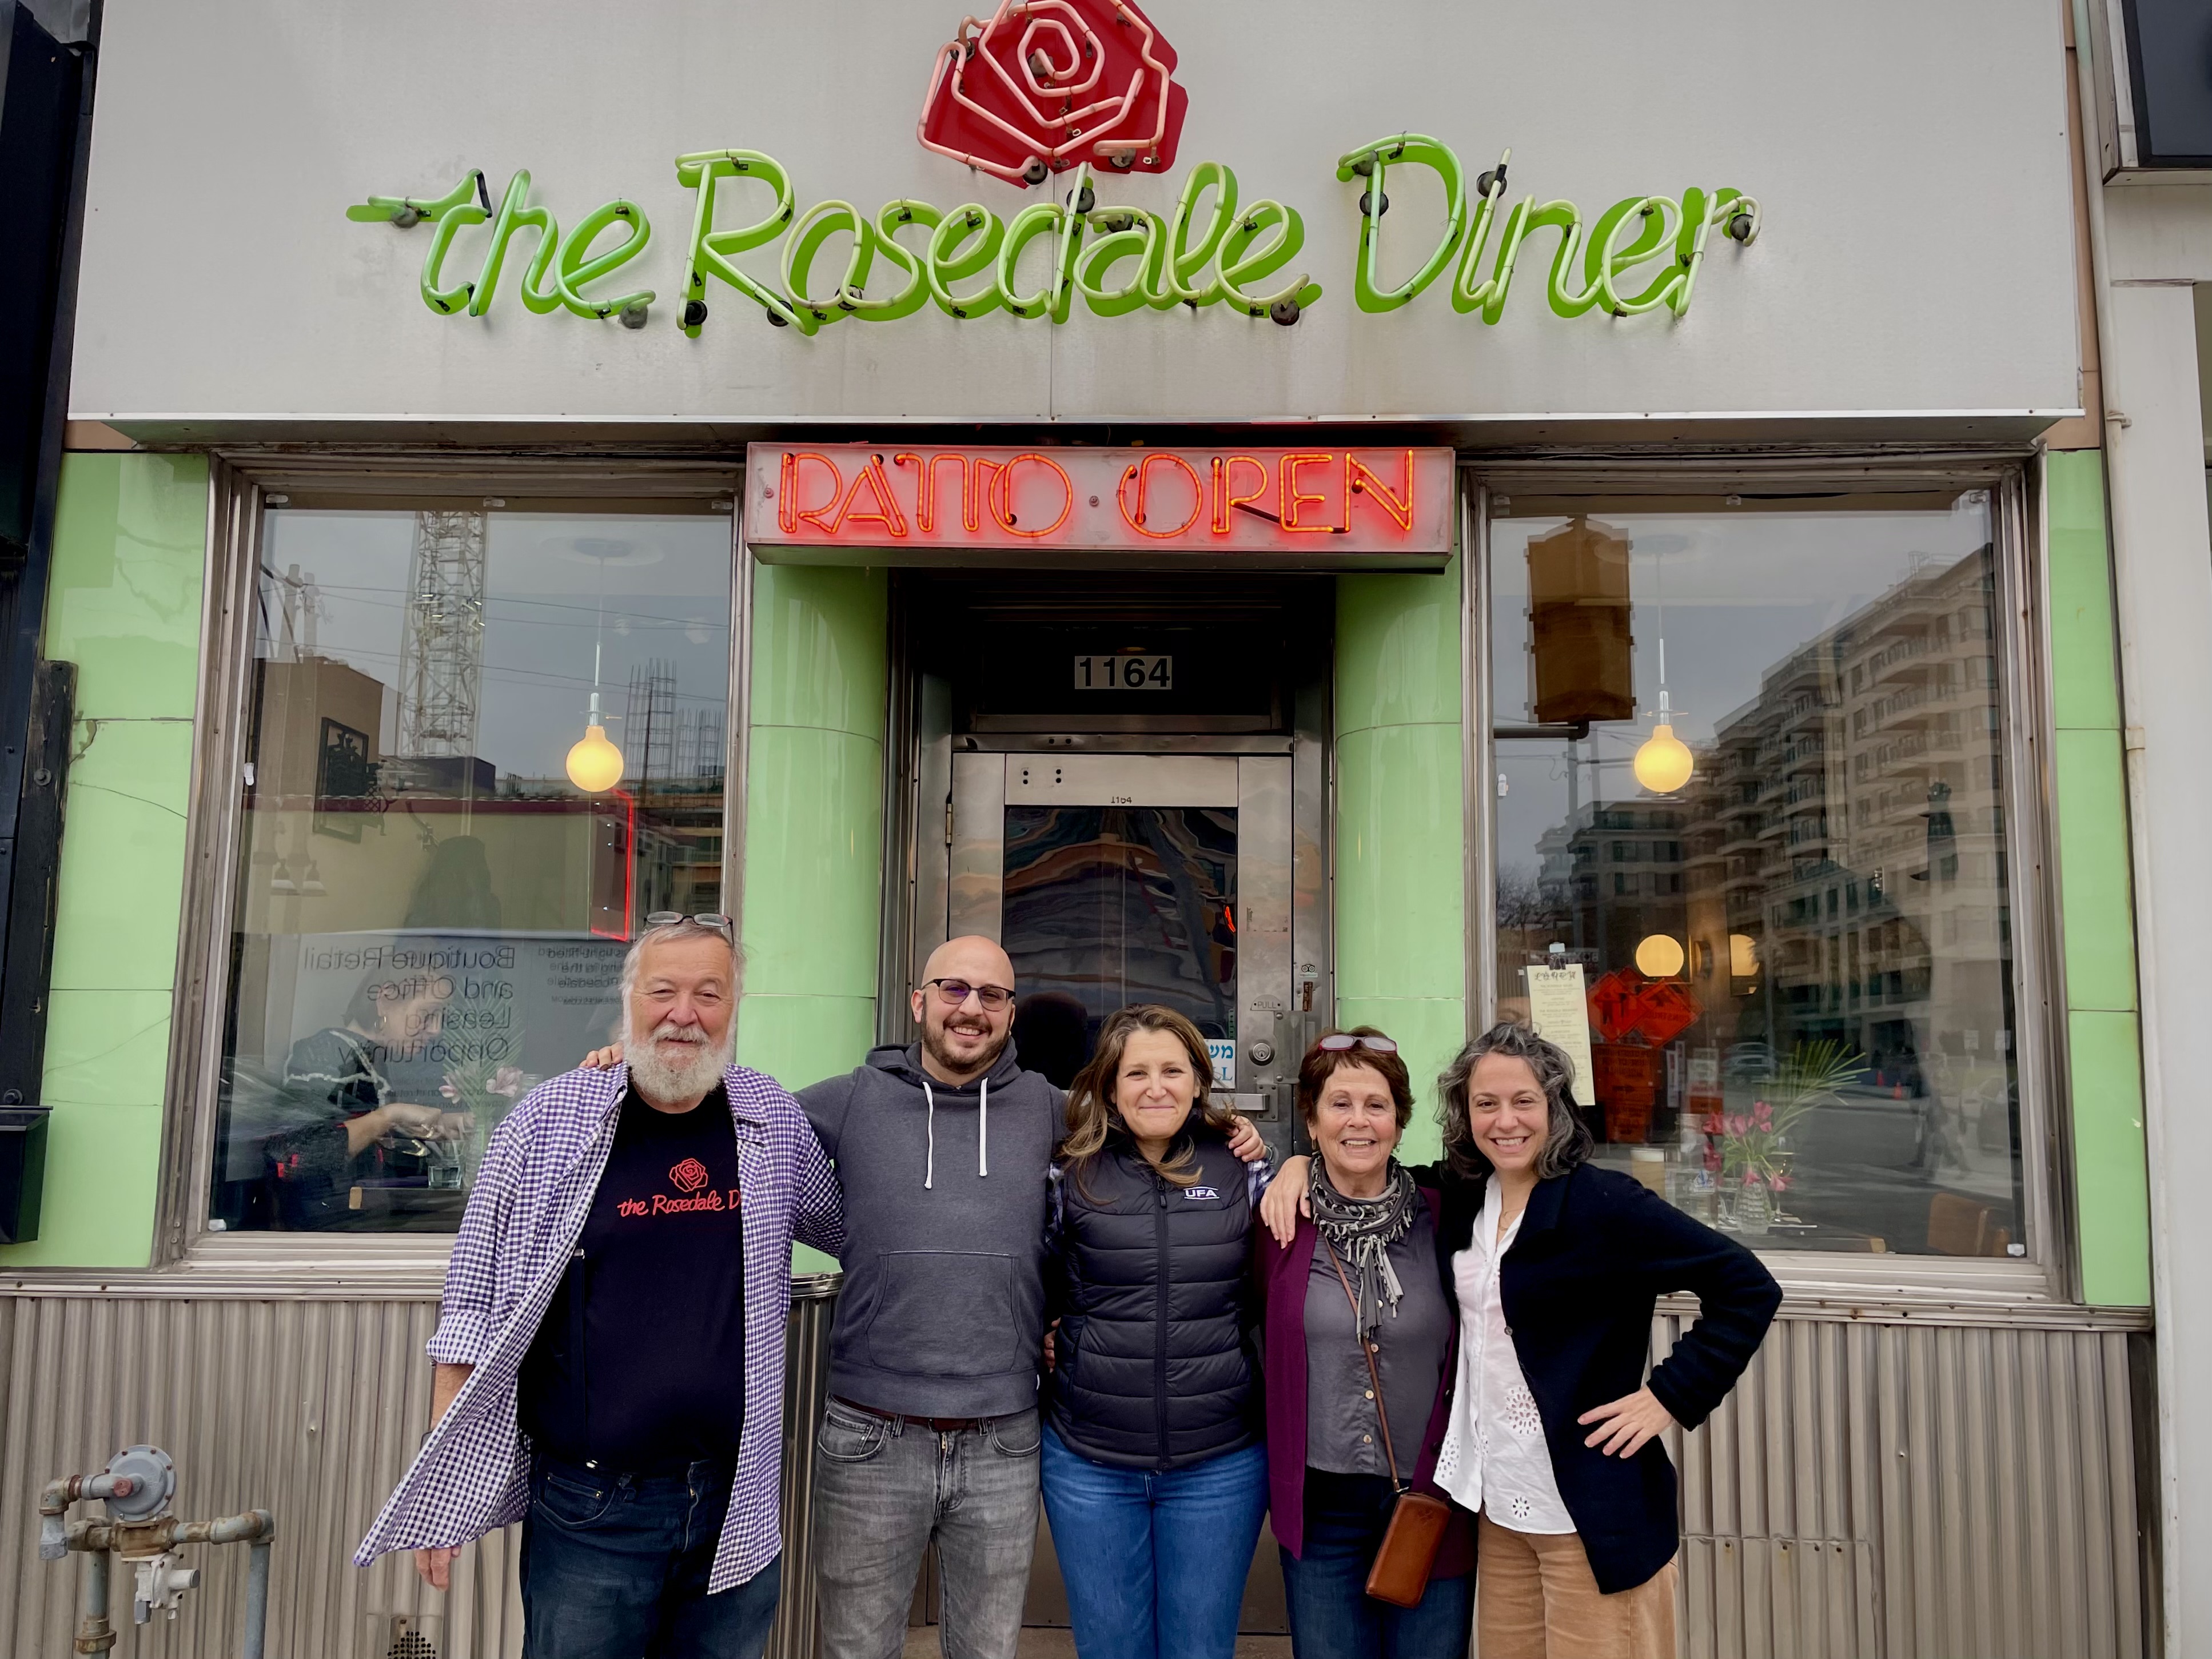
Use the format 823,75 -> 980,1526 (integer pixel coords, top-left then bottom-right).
1001,802 -> 1238,1087
943,752 -> 1294,1114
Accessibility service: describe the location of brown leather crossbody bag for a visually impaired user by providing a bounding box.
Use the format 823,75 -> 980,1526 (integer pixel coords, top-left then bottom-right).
1322,1237 -> 1453,1608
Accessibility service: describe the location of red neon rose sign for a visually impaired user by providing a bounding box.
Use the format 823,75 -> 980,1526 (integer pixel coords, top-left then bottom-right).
919,0 -> 1189,188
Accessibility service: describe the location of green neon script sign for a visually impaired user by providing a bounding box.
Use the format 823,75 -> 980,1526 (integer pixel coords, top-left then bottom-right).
348,133 -> 1759,334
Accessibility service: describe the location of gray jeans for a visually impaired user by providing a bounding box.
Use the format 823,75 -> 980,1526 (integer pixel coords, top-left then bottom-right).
812,1400 -> 1041,1659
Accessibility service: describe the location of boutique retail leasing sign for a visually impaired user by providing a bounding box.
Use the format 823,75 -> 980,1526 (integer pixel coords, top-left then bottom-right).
345,0 -> 1761,339
742,444 -> 1456,567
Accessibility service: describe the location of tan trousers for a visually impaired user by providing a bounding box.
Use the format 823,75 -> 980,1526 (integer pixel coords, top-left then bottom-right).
1476,1512 -> 1677,1659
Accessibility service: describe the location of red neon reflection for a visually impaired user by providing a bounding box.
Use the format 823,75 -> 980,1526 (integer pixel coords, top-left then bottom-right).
591,787 -> 637,942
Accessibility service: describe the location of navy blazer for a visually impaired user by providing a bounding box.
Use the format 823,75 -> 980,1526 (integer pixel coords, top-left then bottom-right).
1424,1159 -> 1781,1595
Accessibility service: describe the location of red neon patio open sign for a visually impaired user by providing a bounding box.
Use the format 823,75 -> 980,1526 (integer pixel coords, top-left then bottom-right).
743,444 -> 1453,566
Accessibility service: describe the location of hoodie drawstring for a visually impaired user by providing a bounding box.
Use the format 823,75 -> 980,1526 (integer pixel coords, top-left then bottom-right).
920,1076 -> 990,1188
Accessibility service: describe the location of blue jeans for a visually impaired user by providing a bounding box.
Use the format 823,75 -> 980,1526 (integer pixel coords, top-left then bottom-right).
520,1455 -> 782,1659
1041,1429 -> 1270,1659
1280,1470 -> 1470,1659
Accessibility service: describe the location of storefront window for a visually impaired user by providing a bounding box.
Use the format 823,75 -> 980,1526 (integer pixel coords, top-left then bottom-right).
1490,490 -> 2024,1257
209,503 -> 732,1233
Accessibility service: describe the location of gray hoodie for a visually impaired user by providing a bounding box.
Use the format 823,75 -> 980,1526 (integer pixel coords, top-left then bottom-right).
798,1042 -> 1064,1418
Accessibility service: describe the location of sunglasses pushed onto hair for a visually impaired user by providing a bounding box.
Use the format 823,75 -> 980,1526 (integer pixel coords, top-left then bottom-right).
645,911 -> 735,942
1317,1032 -> 1398,1055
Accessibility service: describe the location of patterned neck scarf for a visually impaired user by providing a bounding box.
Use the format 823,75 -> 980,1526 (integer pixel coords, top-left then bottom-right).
1308,1157 -> 1422,1338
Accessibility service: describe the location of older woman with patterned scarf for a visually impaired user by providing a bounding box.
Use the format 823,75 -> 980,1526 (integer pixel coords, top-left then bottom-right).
1252,1029 -> 1474,1659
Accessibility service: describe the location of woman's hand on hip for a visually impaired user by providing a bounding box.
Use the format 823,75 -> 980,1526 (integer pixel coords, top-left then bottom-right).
1258,1156 -> 1312,1245
1577,1386 -> 1677,1458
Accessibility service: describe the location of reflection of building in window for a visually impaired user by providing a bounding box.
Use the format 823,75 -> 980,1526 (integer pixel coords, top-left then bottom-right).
1671,545 -> 2010,1093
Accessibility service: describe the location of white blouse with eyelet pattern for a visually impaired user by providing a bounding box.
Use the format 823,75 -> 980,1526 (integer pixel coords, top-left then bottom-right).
1433,1174 -> 1576,1533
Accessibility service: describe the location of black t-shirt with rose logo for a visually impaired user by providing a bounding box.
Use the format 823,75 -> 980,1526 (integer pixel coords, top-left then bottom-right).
519,1086 -> 746,1471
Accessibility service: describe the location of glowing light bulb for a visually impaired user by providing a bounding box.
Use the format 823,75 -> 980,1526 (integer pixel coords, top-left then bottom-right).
566,691 -> 625,793
567,724 -> 624,792
1633,723 -> 1694,794
1635,934 -> 1685,978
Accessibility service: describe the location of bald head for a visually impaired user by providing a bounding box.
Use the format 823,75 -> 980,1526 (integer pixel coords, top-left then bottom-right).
922,935 -> 1014,990
912,934 -> 1017,1086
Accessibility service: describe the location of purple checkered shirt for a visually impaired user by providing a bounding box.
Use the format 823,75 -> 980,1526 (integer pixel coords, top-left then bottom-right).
354,1062 -> 844,1592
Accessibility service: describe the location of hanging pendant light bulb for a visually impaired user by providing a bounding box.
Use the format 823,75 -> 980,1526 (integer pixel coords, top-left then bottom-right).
565,636 -> 625,793
1633,689 -> 1695,795
1632,537 -> 1695,795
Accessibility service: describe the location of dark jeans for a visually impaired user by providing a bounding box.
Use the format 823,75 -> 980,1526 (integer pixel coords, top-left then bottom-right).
520,1454 -> 782,1659
1280,1469 -> 1471,1659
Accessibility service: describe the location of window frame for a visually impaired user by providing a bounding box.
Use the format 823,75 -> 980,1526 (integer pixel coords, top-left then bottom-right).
157,456 -> 747,1279
1461,456 -> 2075,1305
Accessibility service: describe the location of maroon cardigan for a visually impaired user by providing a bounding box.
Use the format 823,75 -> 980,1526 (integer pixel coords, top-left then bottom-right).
1251,1186 -> 1477,1578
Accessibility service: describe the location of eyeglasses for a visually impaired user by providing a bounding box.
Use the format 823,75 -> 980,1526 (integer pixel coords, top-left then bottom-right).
645,911 -> 736,942
923,978 -> 1014,1011
1317,1032 -> 1398,1055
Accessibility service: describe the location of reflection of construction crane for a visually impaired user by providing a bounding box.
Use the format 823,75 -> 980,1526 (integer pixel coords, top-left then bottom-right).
627,660 -> 677,787
397,511 -> 487,757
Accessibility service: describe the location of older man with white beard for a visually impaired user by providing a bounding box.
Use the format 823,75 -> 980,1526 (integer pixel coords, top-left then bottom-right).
355,914 -> 844,1659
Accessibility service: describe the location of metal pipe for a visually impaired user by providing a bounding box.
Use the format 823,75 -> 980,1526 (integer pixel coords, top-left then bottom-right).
74,1547 -> 112,1656
40,1474 -> 136,1560
172,1509 -> 274,1548
240,1538 -> 272,1659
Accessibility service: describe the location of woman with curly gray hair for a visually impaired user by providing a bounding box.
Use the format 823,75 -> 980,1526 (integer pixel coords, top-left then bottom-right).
1263,1022 -> 1779,1659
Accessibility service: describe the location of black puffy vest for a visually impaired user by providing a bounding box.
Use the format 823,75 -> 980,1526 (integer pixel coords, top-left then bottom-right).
1045,1127 -> 1258,1470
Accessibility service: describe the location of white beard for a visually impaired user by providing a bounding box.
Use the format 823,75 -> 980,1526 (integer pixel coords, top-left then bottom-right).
623,1016 -> 732,1104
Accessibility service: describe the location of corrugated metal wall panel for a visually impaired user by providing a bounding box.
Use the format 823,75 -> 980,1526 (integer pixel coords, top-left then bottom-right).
0,1299 -> 2147,1659
1658,1313 -> 2146,1659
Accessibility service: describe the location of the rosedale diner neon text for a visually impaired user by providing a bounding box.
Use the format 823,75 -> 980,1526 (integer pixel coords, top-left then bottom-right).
349,135 -> 1758,334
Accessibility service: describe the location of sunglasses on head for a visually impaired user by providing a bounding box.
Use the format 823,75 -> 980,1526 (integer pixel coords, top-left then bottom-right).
645,911 -> 736,942
1317,1032 -> 1398,1055
923,978 -> 1015,1011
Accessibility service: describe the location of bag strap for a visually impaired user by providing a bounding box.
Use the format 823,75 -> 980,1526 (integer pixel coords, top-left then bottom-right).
1322,1235 -> 1405,1493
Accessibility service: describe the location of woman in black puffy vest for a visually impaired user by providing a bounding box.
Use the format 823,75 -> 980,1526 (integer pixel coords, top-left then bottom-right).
1042,1003 -> 1270,1659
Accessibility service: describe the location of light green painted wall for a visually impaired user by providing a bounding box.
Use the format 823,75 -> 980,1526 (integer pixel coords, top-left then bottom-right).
1334,564 -> 1466,1167
736,563 -> 887,1272
1,453 -> 207,1269
2044,450 -> 2151,1307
